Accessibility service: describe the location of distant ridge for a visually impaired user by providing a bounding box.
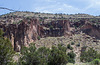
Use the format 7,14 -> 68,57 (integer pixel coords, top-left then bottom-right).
1,11 -> 99,19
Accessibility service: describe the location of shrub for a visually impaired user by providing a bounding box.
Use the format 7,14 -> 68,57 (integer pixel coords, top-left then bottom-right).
76,43 -> 80,47
26,16 -> 30,19
18,44 -> 38,65
91,59 -> 100,65
50,25 -> 53,30
37,36 -> 41,40
48,45 -> 68,65
44,17 -> 48,19
67,44 -> 73,50
71,42 -> 75,45
68,51 -> 76,63
18,44 -> 72,65
17,20 -> 23,24
80,48 -> 100,62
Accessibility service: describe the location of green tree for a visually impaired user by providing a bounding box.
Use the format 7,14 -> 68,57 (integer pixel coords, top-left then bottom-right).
48,44 -> 68,65
0,29 -> 14,65
37,47 -> 50,65
19,44 -> 70,65
71,42 -> 75,45
67,44 -> 73,50
80,48 -> 99,62
91,59 -> 100,65
18,43 -> 38,65
68,51 -> 76,63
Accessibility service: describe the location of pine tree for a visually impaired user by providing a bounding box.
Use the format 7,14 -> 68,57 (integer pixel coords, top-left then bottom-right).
0,29 -> 14,65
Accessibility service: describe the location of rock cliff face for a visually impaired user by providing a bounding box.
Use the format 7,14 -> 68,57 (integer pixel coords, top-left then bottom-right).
80,22 -> 100,39
0,19 -> 40,51
40,20 -> 71,37
1,16 -> 100,51
0,19 -> 71,51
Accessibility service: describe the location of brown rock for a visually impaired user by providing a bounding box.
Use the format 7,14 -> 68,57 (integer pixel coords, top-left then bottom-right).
0,19 -> 71,51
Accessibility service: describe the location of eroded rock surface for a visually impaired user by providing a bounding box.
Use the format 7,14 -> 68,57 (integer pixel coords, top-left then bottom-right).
0,19 -> 40,51
80,22 -> 100,39
0,18 -> 71,51
1,15 -> 100,52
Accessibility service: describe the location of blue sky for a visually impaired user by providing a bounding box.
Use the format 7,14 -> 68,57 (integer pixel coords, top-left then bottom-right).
0,0 -> 100,15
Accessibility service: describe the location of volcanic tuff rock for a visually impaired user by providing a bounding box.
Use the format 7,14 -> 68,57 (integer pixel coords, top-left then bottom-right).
0,19 -> 40,51
80,21 -> 100,39
0,18 -> 71,51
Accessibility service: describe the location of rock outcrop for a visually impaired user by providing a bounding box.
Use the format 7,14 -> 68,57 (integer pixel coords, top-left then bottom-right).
0,19 -> 71,51
0,19 -> 40,51
80,22 -> 100,39
41,20 -> 71,37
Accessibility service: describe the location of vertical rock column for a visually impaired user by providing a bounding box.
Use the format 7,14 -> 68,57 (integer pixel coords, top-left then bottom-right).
64,20 -> 71,36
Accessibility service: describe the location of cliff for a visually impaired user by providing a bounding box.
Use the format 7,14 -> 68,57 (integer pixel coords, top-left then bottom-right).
0,18 -> 71,51
0,19 -> 40,51
80,22 -> 100,39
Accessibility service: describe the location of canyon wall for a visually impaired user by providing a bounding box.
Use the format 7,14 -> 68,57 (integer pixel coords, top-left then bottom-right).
0,19 -> 71,51
1,17 -> 100,51
80,22 -> 100,39
0,19 -> 40,51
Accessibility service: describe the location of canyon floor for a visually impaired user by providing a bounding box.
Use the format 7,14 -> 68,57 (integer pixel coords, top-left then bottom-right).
35,32 -> 100,65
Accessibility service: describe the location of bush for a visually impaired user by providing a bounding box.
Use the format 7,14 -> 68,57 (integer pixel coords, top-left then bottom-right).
50,25 -> 53,30
37,36 -> 41,40
18,43 -> 38,65
48,45 -> 68,65
91,59 -> 100,65
26,16 -> 30,19
80,48 -> 100,62
71,42 -> 75,45
76,43 -> 80,47
44,17 -> 48,19
18,44 -> 73,65
67,44 -> 73,50
17,20 -> 23,24
68,51 -> 76,63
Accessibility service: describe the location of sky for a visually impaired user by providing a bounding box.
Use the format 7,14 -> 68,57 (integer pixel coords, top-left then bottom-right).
0,0 -> 100,16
